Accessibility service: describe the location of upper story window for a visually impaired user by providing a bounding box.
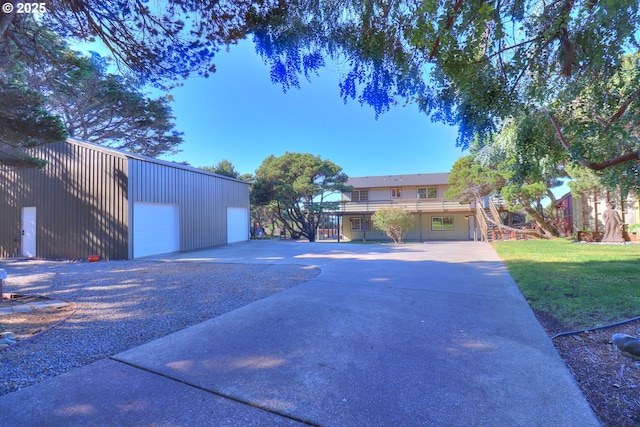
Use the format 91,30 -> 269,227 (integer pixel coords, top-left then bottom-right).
391,187 -> 402,198
351,189 -> 369,201
417,187 -> 438,199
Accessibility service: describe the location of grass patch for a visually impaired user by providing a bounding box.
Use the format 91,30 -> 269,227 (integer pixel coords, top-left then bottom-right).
492,239 -> 640,329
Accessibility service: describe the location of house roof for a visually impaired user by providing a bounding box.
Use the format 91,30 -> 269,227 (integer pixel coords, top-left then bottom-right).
347,173 -> 451,188
66,138 -> 248,185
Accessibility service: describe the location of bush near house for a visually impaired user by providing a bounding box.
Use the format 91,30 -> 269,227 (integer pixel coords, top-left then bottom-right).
372,207 -> 415,244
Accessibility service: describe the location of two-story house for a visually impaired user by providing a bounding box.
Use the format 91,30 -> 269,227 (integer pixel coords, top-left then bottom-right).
337,173 -> 477,241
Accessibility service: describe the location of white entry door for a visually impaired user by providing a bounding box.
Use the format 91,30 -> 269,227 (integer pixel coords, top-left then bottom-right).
22,206 -> 37,257
227,207 -> 249,243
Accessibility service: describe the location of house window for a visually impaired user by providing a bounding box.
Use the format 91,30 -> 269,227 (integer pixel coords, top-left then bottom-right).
418,187 -> 438,199
351,218 -> 370,230
432,216 -> 454,231
351,189 -> 369,201
391,188 -> 402,198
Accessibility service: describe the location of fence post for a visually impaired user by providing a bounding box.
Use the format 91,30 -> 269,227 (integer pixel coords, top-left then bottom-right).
0,269 -> 7,299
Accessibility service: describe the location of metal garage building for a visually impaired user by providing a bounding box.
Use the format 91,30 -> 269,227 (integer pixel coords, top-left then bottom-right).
0,138 -> 250,260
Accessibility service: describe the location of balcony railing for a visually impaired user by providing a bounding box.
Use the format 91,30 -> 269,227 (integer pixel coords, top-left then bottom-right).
336,198 -> 473,213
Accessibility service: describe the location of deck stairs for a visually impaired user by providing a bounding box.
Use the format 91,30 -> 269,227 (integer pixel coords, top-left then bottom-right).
476,196 -> 532,242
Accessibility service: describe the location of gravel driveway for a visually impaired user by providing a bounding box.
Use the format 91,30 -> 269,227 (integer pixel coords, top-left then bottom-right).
0,258 -> 319,396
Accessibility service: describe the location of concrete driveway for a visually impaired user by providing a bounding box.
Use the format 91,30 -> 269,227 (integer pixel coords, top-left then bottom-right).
0,240 -> 599,426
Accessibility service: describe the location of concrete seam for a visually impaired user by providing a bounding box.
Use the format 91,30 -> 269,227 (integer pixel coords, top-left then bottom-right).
108,356 -> 323,427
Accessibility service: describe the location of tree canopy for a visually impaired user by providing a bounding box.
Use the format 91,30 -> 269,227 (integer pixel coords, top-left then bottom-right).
2,0 -> 639,187
447,141 -> 562,239
445,156 -> 504,204
0,73 -> 67,167
252,152 -> 350,242
201,159 -> 241,179
34,51 -> 183,157
1,14 -> 184,165
1,16 -> 68,166
249,0 -> 640,191
1,0 -> 263,83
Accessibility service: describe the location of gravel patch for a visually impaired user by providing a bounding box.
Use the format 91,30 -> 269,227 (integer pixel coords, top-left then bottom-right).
0,258 -> 320,396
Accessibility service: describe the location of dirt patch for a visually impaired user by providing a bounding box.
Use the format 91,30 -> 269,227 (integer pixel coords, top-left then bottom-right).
1,296 -> 75,343
535,310 -> 640,427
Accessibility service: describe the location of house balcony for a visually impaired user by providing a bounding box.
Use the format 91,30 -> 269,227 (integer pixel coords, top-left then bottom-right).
335,199 -> 474,214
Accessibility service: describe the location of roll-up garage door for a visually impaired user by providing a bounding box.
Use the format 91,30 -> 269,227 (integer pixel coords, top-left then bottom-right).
133,203 -> 179,258
227,207 -> 249,243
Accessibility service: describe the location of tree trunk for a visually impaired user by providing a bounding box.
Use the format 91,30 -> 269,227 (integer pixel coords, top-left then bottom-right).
304,214 -> 317,242
477,198 -> 549,239
523,206 -> 560,237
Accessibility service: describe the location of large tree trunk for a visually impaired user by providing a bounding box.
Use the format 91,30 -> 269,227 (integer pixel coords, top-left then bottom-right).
478,198 -> 549,239
523,206 -> 560,237
302,212 -> 317,242
480,209 -> 548,239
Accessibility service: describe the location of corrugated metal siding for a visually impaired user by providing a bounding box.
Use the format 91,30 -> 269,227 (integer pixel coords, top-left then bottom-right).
0,166 -> 23,258
128,158 -> 249,257
1,139 -> 249,260
0,141 -> 129,259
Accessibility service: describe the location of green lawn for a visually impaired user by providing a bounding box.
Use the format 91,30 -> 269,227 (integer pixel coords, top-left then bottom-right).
492,239 -> 640,329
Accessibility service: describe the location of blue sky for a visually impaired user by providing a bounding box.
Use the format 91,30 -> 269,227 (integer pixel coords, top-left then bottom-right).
157,40 -> 466,178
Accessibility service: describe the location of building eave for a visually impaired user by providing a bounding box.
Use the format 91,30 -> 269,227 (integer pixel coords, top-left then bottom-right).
66,138 -> 249,185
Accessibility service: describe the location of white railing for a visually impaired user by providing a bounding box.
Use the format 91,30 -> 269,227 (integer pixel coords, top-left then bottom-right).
337,199 -> 473,213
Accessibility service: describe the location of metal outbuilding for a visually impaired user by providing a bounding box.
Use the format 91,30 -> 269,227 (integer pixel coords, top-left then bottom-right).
0,138 -> 250,260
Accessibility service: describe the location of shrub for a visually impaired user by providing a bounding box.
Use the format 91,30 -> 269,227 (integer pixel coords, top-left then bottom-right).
372,207 -> 415,243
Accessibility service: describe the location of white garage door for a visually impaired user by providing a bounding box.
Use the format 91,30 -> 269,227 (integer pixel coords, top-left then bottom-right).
227,207 -> 249,243
133,203 -> 179,258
